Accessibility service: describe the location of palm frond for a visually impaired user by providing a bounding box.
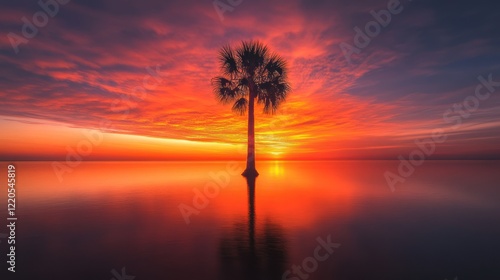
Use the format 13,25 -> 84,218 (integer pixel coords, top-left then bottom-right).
264,53 -> 287,78
219,45 -> 239,76
257,78 -> 291,114
236,77 -> 249,96
237,41 -> 268,76
232,97 -> 248,115
212,76 -> 238,104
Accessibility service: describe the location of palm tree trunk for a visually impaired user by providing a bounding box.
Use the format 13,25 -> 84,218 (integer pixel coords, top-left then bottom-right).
242,83 -> 259,177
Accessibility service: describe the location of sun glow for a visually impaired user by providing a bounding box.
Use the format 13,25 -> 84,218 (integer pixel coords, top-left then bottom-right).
269,161 -> 285,176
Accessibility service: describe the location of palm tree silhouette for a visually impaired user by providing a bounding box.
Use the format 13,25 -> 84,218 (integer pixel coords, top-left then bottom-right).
212,41 -> 291,177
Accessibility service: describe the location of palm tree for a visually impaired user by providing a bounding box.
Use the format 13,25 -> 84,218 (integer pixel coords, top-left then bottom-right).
212,41 -> 291,177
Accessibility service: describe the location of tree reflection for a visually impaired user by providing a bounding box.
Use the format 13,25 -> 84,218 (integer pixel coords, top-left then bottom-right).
218,176 -> 288,280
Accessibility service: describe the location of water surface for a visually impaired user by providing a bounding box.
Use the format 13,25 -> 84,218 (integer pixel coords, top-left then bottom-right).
2,161 -> 500,279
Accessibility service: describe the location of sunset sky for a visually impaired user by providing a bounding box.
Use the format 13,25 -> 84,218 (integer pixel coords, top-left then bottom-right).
1,0 -> 499,160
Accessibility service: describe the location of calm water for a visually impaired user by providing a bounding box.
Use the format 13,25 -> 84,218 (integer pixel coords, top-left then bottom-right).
1,161 -> 500,279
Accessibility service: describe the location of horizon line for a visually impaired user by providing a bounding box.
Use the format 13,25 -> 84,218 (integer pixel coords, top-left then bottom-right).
2,158 -> 500,162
